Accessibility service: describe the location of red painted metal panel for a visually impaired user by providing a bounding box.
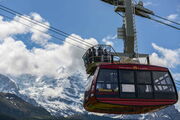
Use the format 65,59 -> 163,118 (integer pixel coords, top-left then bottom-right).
99,100 -> 175,106
99,63 -> 168,71
96,98 -> 177,106
96,92 -> 119,95
97,98 -> 177,102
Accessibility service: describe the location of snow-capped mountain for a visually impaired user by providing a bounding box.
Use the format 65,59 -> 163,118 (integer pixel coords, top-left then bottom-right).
0,74 -> 39,106
0,71 -> 180,119
0,74 -> 19,94
8,70 -> 87,117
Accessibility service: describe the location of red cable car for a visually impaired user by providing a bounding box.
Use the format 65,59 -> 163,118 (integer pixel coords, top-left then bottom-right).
82,0 -> 178,114
82,45 -> 178,114
83,63 -> 178,114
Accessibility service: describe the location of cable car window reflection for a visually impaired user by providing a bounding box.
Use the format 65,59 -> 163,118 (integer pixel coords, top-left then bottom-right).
119,70 -> 135,98
121,84 -> 135,92
137,71 -> 151,84
97,69 -> 118,83
119,70 -> 134,83
153,71 -> 175,92
153,72 -> 173,85
136,71 -> 153,98
138,85 -> 152,92
96,83 -> 118,92
137,85 -> 153,98
96,69 -> 119,96
154,85 -> 175,92
153,71 -> 176,99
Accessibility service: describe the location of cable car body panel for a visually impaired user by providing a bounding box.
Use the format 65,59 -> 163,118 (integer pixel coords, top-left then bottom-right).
83,63 -> 178,114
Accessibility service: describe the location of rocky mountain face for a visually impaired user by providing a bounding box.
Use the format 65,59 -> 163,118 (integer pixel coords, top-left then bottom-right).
0,74 -> 38,106
0,73 -> 179,120
0,92 -> 52,120
10,73 -> 87,117
0,74 -> 19,94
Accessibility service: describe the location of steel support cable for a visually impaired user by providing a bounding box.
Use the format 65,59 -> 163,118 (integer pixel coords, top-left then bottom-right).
148,17 -> 180,30
177,86 -> 180,89
0,13 -> 86,50
175,81 -> 180,85
175,80 -> 180,83
116,12 -> 124,17
0,4 -> 94,47
113,0 -> 123,18
0,6 -> 92,48
175,82 -> 180,84
175,80 -> 180,82
153,14 -> 180,26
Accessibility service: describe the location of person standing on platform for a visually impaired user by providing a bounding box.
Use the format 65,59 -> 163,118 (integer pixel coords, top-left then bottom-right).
88,49 -> 92,64
97,46 -> 103,62
103,49 -> 108,62
92,47 -> 96,63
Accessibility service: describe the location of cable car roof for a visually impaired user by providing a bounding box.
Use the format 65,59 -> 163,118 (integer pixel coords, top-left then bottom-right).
98,63 -> 169,71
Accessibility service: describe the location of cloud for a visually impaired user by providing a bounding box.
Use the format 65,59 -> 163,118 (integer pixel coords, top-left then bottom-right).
0,35 -> 97,77
0,14 -> 98,77
102,35 -> 116,46
144,2 -> 153,7
1,12 -> 179,79
150,43 -> 180,68
173,73 -> 180,82
29,13 -> 51,45
167,14 -> 178,21
165,14 -> 180,24
149,43 -> 180,98
0,16 -> 28,39
0,13 -> 51,45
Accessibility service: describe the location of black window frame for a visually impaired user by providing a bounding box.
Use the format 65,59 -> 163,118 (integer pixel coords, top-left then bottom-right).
95,69 -> 119,98
152,71 -> 176,99
136,70 -> 153,99
119,70 -> 136,98
95,68 -> 177,99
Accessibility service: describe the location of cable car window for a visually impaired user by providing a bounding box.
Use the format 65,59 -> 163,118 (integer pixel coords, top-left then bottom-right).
153,71 -> 176,99
85,75 -> 94,91
96,83 -> 105,91
136,71 -> 153,98
97,69 -> 118,83
154,85 -> 175,92
137,71 -> 151,84
138,85 -> 152,92
119,70 -> 134,83
119,70 -> 135,98
96,83 -> 118,92
121,84 -> 135,92
153,72 -> 173,85
137,85 -> 153,98
96,69 -> 119,97
153,71 -> 175,93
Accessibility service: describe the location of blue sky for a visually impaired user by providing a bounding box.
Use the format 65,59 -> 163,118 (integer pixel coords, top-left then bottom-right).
0,0 -> 179,90
2,0 -> 179,51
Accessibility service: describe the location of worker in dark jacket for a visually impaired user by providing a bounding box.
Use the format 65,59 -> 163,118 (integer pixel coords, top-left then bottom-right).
88,49 -> 92,64
97,46 -> 103,62
92,47 -> 96,63
103,49 -> 108,62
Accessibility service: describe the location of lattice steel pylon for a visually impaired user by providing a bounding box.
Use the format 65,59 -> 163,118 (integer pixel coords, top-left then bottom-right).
101,0 -> 155,64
